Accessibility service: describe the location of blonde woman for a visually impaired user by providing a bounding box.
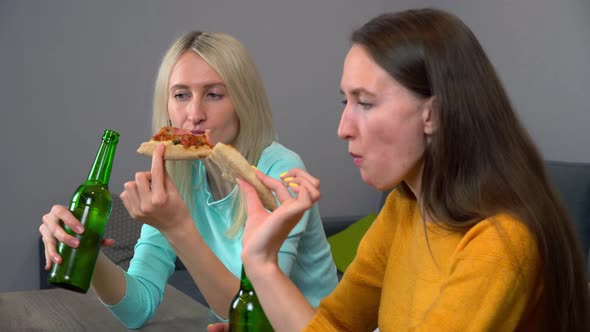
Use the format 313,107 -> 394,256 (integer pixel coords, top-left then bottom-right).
40,31 -> 338,328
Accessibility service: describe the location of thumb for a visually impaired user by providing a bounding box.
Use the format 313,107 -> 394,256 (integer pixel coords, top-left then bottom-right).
207,323 -> 229,332
101,238 -> 116,247
237,178 -> 265,214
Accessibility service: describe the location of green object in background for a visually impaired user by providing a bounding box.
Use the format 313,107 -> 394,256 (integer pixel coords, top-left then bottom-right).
48,129 -> 119,293
327,213 -> 377,273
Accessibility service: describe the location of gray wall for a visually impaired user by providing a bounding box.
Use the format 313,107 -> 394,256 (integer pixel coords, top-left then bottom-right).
1,0 -> 588,291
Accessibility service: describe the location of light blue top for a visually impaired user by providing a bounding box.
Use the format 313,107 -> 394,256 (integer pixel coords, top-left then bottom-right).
105,142 -> 338,328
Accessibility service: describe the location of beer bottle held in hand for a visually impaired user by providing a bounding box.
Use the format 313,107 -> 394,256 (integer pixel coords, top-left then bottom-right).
229,265 -> 274,331
48,129 -> 120,293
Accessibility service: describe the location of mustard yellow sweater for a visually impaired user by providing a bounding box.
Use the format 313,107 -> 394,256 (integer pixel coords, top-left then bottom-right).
306,189 -> 543,332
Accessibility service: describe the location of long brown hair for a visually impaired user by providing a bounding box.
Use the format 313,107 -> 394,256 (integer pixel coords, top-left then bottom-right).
352,8 -> 589,331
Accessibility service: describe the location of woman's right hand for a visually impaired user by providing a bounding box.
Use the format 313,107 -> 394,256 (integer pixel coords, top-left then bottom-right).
39,205 -> 115,271
239,168 -> 321,273
207,323 -> 229,332
120,143 -> 191,235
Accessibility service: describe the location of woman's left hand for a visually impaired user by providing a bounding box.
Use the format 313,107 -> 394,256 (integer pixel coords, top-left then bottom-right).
120,143 -> 190,233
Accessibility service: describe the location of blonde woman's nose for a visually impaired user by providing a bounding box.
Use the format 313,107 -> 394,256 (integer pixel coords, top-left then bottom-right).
187,100 -> 206,123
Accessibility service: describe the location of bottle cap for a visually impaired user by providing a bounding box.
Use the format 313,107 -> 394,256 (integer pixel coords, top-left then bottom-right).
103,129 -> 120,143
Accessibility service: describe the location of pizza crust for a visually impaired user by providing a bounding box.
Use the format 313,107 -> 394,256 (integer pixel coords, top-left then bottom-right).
137,140 -> 212,160
209,143 -> 278,211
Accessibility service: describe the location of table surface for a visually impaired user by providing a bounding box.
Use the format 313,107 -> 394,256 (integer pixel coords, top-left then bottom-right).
0,284 -> 210,331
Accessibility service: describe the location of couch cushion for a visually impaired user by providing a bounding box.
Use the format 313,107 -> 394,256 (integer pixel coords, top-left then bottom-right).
327,213 -> 376,273
545,160 -> 590,273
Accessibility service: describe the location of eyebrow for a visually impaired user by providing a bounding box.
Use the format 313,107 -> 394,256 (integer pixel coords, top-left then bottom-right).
339,88 -> 376,98
169,82 -> 226,91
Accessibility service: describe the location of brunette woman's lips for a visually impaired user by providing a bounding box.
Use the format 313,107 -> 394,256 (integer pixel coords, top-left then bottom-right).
350,152 -> 362,166
191,130 -> 206,135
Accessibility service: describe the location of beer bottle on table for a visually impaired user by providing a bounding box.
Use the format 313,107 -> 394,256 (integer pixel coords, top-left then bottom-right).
48,129 -> 120,293
229,265 -> 274,331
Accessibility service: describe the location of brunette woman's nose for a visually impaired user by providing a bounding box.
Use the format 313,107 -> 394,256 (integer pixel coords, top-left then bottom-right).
337,106 -> 353,140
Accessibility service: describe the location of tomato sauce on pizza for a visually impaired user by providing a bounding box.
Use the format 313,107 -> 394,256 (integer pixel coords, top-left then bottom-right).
151,126 -> 212,149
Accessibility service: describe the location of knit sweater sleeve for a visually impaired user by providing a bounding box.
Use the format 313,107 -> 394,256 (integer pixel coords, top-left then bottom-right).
409,215 -> 542,331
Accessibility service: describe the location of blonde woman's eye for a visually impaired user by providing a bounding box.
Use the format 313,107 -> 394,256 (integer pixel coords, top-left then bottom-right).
207,92 -> 223,100
174,93 -> 190,100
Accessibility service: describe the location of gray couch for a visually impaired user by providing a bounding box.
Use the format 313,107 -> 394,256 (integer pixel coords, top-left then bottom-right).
38,160 -> 590,306
544,160 -> 590,274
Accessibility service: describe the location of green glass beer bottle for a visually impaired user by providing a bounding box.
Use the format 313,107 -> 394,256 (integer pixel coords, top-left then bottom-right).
229,265 -> 274,331
47,129 -> 119,293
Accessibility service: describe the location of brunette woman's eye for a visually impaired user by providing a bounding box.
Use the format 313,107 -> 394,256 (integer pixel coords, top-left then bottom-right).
358,101 -> 373,109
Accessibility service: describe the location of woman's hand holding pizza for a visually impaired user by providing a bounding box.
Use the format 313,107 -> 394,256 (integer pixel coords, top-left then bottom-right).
121,143 -> 191,235
238,168 -> 321,275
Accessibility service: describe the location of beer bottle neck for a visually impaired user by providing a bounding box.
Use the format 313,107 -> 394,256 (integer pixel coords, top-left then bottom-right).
87,129 -> 119,185
239,265 -> 254,291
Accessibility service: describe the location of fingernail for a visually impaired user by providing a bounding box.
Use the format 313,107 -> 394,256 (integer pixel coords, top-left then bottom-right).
75,226 -> 84,233
279,171 -> 287,177
251,165 -> 258,170
53,255 -> 60,263
283,177 -> 294,182
288,182 -> 299,187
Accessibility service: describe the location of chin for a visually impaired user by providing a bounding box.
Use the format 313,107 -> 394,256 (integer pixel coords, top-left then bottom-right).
360,172 -> 378,189
362,173 -> 399,191
372,182 -> 393,191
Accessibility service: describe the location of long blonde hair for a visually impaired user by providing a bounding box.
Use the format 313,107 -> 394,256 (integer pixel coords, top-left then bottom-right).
152,31 -> 276,236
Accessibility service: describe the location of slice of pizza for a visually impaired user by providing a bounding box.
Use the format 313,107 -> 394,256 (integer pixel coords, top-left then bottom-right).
137,129 -> 278,210
208,143 -> 279,211
137,126 -> 213,160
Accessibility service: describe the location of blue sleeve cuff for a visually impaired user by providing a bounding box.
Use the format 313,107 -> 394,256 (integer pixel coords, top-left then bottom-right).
101,272 -> 161,329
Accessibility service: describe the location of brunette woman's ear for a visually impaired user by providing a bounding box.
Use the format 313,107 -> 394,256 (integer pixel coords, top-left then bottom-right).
422,96 -> 438,135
